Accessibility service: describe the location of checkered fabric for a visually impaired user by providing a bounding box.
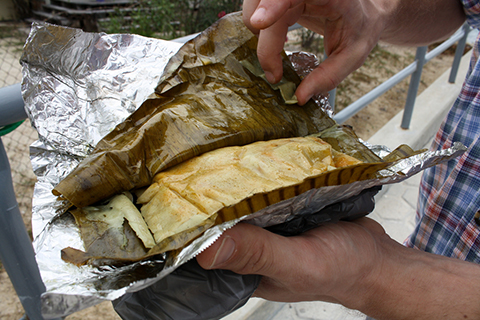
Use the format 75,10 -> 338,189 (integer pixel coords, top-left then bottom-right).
404,1 -> 480,262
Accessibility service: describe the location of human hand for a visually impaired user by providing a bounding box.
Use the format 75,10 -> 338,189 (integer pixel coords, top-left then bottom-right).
242,0 -> 387,105
198,215 -> 480,319
196,217 -> 387,307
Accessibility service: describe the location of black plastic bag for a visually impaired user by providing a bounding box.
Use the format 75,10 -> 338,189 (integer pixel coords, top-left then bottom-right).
113,259 -> 261,320
267,186 -> 381,236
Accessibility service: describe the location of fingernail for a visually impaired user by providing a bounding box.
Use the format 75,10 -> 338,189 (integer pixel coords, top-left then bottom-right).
251,7 -> 267,24
264,70 -> 276,84
210,236 -> 236,268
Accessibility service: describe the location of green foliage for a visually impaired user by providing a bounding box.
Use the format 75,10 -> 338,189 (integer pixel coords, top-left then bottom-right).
187,0 -> 243,34
135,0 -> 177,38
100,0 -> 177,38
0,25 -> 27,43
99,7 -> 125,34
100,0 -> 243,39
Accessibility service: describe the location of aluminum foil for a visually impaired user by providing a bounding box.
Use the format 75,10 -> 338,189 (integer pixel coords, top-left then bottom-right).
288,51 -> 334,117
21,22 -> 183,318
22,22 -> 182,236
20,23 -> 466,319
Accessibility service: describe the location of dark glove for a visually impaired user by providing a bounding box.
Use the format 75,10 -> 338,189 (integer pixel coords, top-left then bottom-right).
266,186 -> 381,236
113,186 -> 381,320
113,259 -> 261,320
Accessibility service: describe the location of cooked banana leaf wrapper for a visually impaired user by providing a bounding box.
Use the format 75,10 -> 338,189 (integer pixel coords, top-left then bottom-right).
20,12 -> 466,319
51,12 -> 336,209
59,133 -> 369,266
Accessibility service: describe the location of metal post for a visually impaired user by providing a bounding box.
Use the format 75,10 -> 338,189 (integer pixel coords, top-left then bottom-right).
0,84 -> 27,127
449,23 -> 470,83
322,51 -> 337,110
0,138 -> 46,320
401,46 -> 428,129
328,88 -> 336,110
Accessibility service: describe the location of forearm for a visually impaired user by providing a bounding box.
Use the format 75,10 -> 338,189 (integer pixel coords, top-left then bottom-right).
378,0 -> 466,46
346,236 -> 480,320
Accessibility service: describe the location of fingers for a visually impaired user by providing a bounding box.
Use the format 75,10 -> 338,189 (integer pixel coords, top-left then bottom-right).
244,0 -> 305,30
196,218 -> 383,277
197,223 -> 312,302
242,0 -> 262,33
243,0 -> 306,84
256,22 -> 292,83
295,54 -> 357,105
295,41 -> 373,104
242,0 -> 382,104
196,219 -> 387,303
196,223 -> 291,277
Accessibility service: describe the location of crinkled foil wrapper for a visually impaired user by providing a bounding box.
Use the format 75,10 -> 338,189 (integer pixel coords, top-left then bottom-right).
21,23 -> 466,319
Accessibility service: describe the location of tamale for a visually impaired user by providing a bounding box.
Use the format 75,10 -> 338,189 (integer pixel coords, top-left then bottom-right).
62,128 -> 438,266
61,192 -> 152,265
138,136 -> 362,244
62,135 -> 364,265
52,12 -> 336,208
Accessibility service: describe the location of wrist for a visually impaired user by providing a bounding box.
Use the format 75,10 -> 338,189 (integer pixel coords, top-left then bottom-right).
331,231 -> 394,312
350,237 -> 416,318
342,234 -> 480,319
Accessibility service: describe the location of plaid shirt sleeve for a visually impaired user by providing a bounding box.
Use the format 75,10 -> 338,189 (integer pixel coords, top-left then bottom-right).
463,0 -> 480,28
404,0 -> 480,262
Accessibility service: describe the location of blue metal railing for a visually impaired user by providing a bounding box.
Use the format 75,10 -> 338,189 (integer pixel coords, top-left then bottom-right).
0,23 -> 473,320
0,138 -> 46,320
333,23 -> 471,127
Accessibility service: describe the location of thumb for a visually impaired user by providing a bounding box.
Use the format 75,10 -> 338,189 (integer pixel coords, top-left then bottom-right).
196,223 -> 288,276
293,28 -> 377,105
295,49 -> 368,105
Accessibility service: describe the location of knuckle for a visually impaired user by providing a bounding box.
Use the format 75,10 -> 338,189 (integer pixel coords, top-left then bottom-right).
236,242 -> 273,275
316,64 -> 341,91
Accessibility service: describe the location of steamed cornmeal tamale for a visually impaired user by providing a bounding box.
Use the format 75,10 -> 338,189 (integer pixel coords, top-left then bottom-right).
138,136 -> 362,244
52,12 -> 336,208
61,135 -> 363,266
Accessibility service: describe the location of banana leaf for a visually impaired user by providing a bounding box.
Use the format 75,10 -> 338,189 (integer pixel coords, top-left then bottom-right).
52,12 -> 336,208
